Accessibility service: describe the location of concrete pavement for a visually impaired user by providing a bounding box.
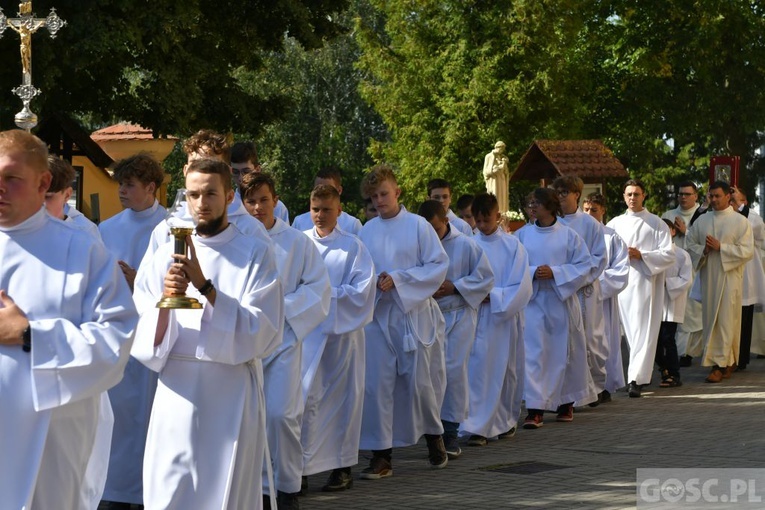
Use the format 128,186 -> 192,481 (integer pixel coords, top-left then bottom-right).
301,360 -> 765,509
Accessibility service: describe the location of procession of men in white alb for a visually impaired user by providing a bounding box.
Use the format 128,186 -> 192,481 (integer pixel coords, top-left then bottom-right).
3,127 -> 764,510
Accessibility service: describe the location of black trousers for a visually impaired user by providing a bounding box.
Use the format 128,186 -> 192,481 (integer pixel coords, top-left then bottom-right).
739,305 -> 755,368
655,321 -> 680,378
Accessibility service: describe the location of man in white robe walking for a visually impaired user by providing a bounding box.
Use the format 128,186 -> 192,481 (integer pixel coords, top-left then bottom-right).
417,200 -> 494,454
553,176 -> 609,405
358,165 -> 450,478
99,154 -> 167,509
685,181 -> 754,383
241,172 -> 331,510
607,179 -> 675,398
300,184 -> 376,492
132,158 -> 283,510
0,129 -> 137,510
460,194 -> 530,440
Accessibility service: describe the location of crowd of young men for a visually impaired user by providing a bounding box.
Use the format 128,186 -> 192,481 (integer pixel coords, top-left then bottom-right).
2,126 -> 763,510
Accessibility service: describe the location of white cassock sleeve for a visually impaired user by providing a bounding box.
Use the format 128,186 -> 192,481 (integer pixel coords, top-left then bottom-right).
665,249 -> 693,302
453,243 -> 495,311
587,221 -> 608,283
550,230 -> 593,301
389,220 -> 449,313
490,238 -> 532,319
284,239 -> 331,342
599,233 -> 630,301
324,241 -> 376,335
636,221 -> 676,277
685,221 -> 706,270
31,241 -> 137,412
720,220 -> 754,272
132,241 -> 284,369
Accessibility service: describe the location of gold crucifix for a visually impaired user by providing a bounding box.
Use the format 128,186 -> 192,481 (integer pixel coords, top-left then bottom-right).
0,1 -> 66,130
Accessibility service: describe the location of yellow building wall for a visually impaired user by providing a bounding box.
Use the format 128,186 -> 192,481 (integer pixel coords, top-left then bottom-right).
72,157 -> 120,222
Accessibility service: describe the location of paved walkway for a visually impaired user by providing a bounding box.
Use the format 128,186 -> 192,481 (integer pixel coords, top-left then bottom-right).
301,359 -> 765,509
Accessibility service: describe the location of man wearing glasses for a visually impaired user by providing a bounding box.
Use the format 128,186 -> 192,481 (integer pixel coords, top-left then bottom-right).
661,182 -> 703,367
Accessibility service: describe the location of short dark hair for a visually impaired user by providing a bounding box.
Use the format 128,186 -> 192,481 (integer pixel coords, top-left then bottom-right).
623,179 -> 646,193
662,218 -> 675,232
677,181 -> 697,192
185,158 -> 233,192
427,178 -> 451,196
471,193 -> 499,218
583,192 -> 606,208
112,153 -> 164,189
534,188 -> 562,217
456,193 -> 474,210
183,130 -> 231,163
310,183 -> 341,202
47,156 -> 76,193
231,141 -> 258,165
418,200 -> 447,222
552,175 -> 583,195
240,171 -> 276,199
315,166 -> 343,184
709,180 -> 731,194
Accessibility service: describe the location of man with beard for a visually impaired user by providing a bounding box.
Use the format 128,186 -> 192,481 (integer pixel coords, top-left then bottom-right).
132,158 -> 283,509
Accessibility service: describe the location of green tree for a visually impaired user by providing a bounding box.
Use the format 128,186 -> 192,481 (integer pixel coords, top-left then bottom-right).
355,0 -> 597,209
0,0 -> 348,134
236,19 -> 387,218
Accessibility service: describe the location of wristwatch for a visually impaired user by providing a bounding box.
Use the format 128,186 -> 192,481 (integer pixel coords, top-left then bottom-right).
22,325 -> 31,352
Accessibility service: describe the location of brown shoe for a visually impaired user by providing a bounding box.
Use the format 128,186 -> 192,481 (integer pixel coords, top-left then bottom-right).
723,364 -> 736,379
705,367 -> 724,383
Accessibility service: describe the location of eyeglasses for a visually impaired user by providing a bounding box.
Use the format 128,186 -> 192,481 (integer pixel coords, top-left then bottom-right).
555,189 -> 570,197
677,192 -> 696,197
526,200 -> 540,207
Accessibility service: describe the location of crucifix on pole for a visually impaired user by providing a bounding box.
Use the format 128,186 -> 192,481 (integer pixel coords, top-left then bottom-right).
0,1 -> 66,131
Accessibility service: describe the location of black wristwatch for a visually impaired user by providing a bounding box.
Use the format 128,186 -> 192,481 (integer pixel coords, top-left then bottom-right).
198,279 -> 215,296
22,325 -> 31,352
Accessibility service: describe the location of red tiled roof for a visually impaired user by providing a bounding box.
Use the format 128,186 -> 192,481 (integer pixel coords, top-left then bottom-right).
91,123 -> 178,142
511,140 -> 628,182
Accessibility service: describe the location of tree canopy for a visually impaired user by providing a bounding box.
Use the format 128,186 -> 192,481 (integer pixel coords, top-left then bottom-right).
355,0 -> 765,214
0,0 -> 348,134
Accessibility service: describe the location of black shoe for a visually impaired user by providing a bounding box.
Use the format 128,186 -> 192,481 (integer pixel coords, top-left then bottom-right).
628,381 -> 641,398
443,434 -> 462,459
498,427 -> 516,439
322,468 -> 353,492
426,435 -> 448,469
359,455 -> 393,480
467,434 -> 488,446
679,355 -> 693,367
599,390 -> 612,403
588,393 -> 601,407
736,364 -> 747,372
277,491 -> 300,510
105,503 -> 132,510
